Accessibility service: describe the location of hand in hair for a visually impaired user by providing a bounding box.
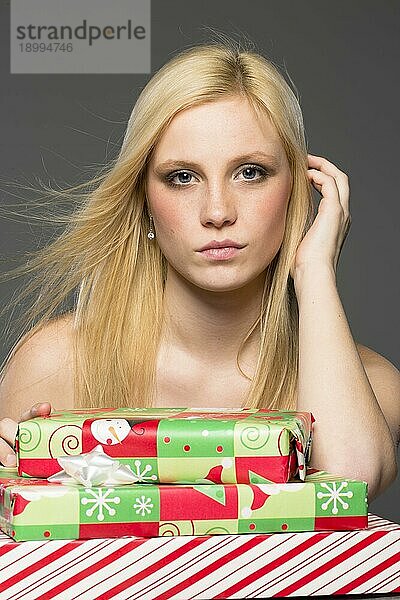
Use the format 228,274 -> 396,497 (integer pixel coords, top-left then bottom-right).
0,402 -> 52,467
290,153 -> 352,283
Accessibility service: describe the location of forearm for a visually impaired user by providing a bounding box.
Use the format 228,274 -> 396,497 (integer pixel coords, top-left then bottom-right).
294,265 -> 397,501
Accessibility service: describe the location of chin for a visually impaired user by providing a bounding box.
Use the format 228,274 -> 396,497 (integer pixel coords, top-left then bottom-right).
199,283 -> 247,293
168,263 -> 264,293
190,274 -> 255,293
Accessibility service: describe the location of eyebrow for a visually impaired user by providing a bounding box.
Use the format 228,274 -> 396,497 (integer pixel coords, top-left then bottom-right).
153,152 -> 281,173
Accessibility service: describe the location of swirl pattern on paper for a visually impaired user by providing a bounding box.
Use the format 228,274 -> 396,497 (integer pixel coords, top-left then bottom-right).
240,423 -> 270,450
18,421 -> 42,452
204,525 -> 231,534
159,521 -> 195,536
48,424 -> 82,457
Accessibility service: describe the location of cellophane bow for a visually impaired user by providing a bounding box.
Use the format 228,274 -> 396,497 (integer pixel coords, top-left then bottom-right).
47,444 -> 138,487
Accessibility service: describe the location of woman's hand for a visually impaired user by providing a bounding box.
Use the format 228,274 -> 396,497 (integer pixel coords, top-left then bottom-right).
0,402 -> 52,467
290,154 -> 352,282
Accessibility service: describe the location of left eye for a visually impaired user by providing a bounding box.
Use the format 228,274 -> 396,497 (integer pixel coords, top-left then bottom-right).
239,166 -> 265,180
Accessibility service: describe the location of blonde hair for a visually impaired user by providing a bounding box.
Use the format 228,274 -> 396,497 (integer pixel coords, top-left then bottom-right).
0,35 -> 313,410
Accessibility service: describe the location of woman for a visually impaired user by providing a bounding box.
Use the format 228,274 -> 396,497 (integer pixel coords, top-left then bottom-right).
0,40 -> 398,501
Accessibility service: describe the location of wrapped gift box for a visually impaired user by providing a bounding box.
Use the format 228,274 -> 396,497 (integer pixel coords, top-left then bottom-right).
16,407 -> 314,483
0,467 -> 367,542
0,514 -> 398,599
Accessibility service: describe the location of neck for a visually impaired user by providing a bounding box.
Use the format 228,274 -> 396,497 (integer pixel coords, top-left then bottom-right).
161,266 -> 267,367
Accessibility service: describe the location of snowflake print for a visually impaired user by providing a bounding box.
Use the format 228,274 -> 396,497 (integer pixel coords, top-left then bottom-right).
317,482 -> 353,514
132,460 -> 158,483
133,495 -> 154,517
81,488 -> 121,521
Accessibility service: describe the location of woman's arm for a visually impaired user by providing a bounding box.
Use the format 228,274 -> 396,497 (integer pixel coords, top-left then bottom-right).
0,317 -> 74,465
290,154 -> 399,502
0,317 -> 74,421
295,264 -> 399,501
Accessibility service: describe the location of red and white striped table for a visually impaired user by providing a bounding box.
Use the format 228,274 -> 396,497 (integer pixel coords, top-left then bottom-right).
0,513 -> 399,599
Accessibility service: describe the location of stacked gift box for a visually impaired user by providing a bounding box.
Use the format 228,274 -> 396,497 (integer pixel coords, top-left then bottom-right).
1,513 -> 399,599
0,407 -> 371,541
2,407 -> 400,599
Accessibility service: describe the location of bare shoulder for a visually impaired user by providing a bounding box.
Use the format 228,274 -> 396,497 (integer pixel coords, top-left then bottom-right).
0,312 -> 75,420
356,341 -> 400,448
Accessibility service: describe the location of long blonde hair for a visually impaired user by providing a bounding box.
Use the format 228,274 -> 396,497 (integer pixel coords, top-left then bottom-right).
0,36 -> 313,410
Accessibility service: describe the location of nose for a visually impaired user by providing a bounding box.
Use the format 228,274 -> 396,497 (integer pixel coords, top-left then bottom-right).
200,184 -> 237,229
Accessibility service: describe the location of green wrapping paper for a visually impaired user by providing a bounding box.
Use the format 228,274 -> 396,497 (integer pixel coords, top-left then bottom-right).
16,407 -> 314,484
0,467 -> 368,541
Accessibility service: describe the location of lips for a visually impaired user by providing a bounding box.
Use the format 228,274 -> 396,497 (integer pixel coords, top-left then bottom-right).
198,239 -> 245,252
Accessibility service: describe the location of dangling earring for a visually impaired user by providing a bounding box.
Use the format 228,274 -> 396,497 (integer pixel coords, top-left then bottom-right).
147,213 -> 155,240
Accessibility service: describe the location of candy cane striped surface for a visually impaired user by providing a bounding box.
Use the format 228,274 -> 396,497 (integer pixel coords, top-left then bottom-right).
0,513 -> 398,599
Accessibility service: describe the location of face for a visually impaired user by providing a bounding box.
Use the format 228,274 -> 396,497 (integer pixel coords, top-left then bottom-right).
145,95 -> 293,293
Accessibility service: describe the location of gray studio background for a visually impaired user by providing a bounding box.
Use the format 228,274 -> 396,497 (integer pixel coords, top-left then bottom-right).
0,0 -> 399,520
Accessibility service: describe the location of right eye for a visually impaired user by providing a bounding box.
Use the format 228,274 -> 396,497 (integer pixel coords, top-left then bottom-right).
165,170 -> 196,188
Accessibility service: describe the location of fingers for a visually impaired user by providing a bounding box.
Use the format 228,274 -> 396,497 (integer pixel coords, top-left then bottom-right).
307,154 -> 350,215
0,418 -> 18,467
307,169 -> 343,216
0,439 -> 17,466
0,403 -> 52,468
19,402 -> 52,423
